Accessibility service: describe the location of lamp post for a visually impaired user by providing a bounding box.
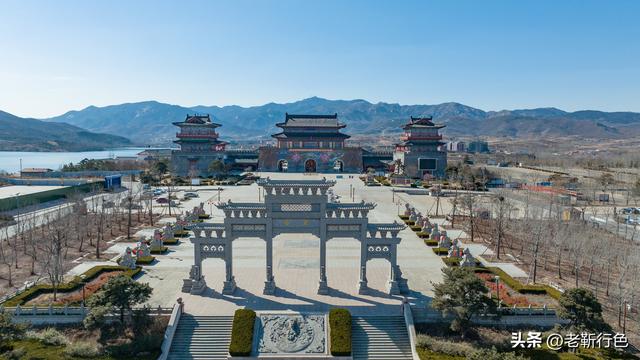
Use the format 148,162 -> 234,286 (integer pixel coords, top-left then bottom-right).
494,275 -> 500,305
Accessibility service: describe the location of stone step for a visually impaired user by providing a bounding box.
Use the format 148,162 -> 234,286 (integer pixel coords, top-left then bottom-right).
167,315 -> 233,360
351,316 -> 412,360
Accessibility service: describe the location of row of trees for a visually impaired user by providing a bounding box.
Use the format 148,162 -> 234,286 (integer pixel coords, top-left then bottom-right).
0,186 -> 153,299
452,187 -> 640,335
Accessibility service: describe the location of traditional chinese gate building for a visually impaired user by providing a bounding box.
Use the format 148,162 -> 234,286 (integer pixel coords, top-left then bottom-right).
182,178 -> 408,296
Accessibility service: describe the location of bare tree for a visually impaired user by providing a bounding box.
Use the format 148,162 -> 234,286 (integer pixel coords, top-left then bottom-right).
0,227 -> 16,287
42,209 -> 68,301
459,194 -> 477,242
491,192 -> 513,259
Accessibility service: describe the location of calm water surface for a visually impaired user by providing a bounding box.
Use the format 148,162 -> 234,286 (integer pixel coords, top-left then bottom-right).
0,148 -> 151,173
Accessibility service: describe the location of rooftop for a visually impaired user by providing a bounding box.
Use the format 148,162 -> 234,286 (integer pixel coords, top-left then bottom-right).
173,114 -> 221,127
0,185 -> 69,201
257,178 -> 336,187
277,113 -> 345,129
403,116 -> 445,129
272,132 -> 350,139
20,168 -> 54,173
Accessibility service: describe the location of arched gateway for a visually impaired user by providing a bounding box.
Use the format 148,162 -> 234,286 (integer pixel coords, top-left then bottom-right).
182,178 -> 408,296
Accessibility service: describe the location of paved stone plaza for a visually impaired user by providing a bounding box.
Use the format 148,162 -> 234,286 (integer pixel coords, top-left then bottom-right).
101,173 -> 452,315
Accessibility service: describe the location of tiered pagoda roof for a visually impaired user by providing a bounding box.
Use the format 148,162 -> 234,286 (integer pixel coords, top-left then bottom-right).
272,113 -> 350,139
397,115 -> 446,146
173,114 -> 227,147
172,114 -> 221,127
402,116 -> 445,130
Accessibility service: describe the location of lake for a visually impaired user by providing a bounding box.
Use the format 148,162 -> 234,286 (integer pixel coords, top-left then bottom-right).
0,148 -> 156,173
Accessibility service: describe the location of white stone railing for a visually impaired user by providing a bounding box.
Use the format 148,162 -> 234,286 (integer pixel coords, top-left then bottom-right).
1,304 -> 88,317
158,300 -> 184,360
1,304 -> 173,325
402,299 -> 420,360
412,305 -> 566,328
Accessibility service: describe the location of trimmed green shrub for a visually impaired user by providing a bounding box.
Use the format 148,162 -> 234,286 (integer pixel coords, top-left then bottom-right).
410,226 -> 422,232
174,230 -> 190,237
1,265 -> 142,306
442,258 -> 460,267
424,239 -> 438,246
150,247 -> 168,254
399,215 -> 409,220
163,238 -> 180,245
136,256 -> 155,265
229,309 -> 256,356
403,220 -> 415,226
432,247 -> 449,255
417,232 -> 430,238
480,267 -> 561,300
329,308 -> 351,356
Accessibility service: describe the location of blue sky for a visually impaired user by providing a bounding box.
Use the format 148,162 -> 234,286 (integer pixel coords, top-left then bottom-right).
1,0 -> 639,118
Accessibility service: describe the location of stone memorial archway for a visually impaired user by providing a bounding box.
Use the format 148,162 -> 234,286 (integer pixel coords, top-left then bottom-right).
182,178 -> 408,296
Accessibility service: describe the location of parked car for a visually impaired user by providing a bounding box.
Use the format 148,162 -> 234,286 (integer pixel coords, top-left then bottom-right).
156,197 -> 170,204
102,200 -> 115,208
184,192 -> 199,198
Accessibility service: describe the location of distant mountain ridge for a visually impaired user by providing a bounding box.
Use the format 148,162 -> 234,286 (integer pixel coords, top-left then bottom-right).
41,97 -> 640,145
0,110 -> 131,151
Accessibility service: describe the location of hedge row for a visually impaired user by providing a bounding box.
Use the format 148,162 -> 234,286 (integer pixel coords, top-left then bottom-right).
410,226 -> 422,232
174,230 -> 190,238
432,247 -> 449,255
136,256 -> 155,265
329,308 -> 352,356
150,246 -> 168,254
477,267 -> 562,300
417,232 -> 430,238
399,215 -> 409,220
424,239 -> 438,246
1,265 -> 142,306
163,238 -> 180,245
229,309 -> 256,356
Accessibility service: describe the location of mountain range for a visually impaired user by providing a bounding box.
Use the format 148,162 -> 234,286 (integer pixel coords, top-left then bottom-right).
3,97 -> 640,151
0,110 -> 131,151
43,97 -> 640,146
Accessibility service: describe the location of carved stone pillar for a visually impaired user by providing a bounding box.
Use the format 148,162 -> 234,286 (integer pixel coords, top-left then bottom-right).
318,229 -> 328,295
222,242 -> 236,294
358,241 -> 369,294
387,245 -> 400,295
263,233 -> 276,295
